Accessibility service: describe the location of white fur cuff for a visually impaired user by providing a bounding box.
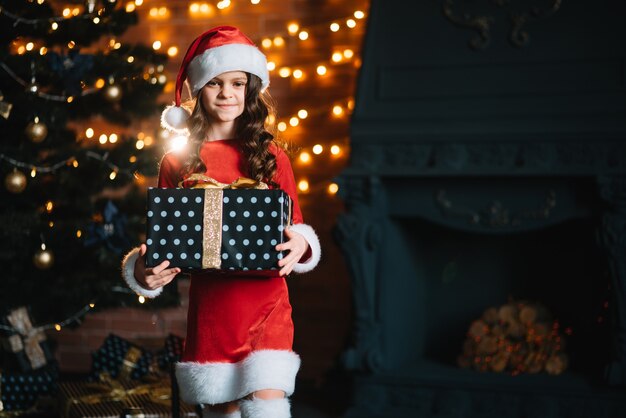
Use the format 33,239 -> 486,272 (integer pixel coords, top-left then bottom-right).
122,247 -> 164,298
176,350 -> 301,405
239,397 -> 291,418
289,223 -> 321,273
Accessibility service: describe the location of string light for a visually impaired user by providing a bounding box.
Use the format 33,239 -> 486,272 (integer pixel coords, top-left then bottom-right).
273,36 -> 285,47
330,22 -> 340,32
152,40 -> 162,50
292,69 -> 303,79
217,0 -> 231,10
0,303 -> 97,334
267,61 -> 276,71
299,152 -> 311,163
278,67 -> 291,78
316,65 -> 327,76
297,109 -> 308,119
136,139 -> 145,149
331,145 -> 341,155
99,134 -> 107,144
126,3 -> 136,12
167,46 -> 178,57
298,31 -> 309,40
261,38 -> 272,49
109,170 -> 117,180
251,0 -> 261,4
287,23 -> 299,35
76,230 -> 82,238
277,122 -> 287,132
312,144 -> 323,154
332,105 -> 344,116
354,10 -> 365,19
328,183 -> 339,194
298,180 -> 310,192
109,133 -> 118,144
346,18 -> 357,28
289,117 -> 299,127
138,295 -> 146,304
343,49 -> 354,59
30,168 -> 36,177
331,52 -> 343,63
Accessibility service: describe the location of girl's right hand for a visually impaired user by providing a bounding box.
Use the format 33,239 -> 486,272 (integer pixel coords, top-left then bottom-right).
133,244 -> 181,290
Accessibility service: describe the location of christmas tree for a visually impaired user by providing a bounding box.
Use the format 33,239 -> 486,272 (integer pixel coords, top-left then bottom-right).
0,0 -> 177,323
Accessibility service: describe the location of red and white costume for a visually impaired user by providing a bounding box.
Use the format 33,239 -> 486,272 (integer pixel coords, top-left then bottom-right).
121,26 -> 321,416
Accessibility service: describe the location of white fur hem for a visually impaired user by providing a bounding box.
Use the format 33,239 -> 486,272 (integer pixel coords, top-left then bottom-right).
176,349 -> 301,405
201,408 -> 241,418
239,397 -> 291,418
289,223 -> 321,273
122,247 -> 164,298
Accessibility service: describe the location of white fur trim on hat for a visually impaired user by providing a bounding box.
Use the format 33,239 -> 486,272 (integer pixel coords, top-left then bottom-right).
175,349 -> 301,405
187,43 -> 269,97
161,104 -> 191,133
121,247 -> 164,298
201,408 -> 241,418
239,397 -> 291,418
289,223 -> 321,273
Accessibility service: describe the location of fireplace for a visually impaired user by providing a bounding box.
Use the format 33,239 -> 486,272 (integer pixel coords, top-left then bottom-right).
335,1 -> 626,416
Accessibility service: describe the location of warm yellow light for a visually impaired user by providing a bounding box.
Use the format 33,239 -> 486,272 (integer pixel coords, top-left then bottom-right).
85,128 -> 94,138
72,7 -> 80,16
298,180 -> 310,192
261,38 -> 272,49
332,52 -> 343,62
51,22 -> 58,30
30,168 -> 36,178
298,31 -> 309,40
200,3 -> 210,13
72,159 -> 79,168
39,47 -> 48,56
277,122 -> 287,132
99,134 -> 108,144
267,61 -> 276,71
330,22 -> 340,32
354,10 -> 365,19
109,133 -> 118,144
347,99 -> 355,110
158,75 -> 167,84
136,139 -> 145,149
333,105 -> 344,116
217,0 -> 231,10
95,78 -> 105,88
152,41 -> 161,50
273,36 -> 285,47
190,3 -> 200,13
138,295 -> 146,304
299,152 -> 311,163
347,19 -> 357,28
292,69 -> 303,79
76,230 -> 82,238
55,324 -> 61,331
126,3 -> 136,12
68,41 -> 76,49
93,17 -> 100,24
89,303 -> 95,308
62,8 -> 71,17
26,42 -> 34,51
251,0 -> 260,4
328,183 -> 339,194
137,132 -> 145,140
316,65 -> 327,76
135,0 -> 144,5
312,144 -> 323,154
17,46 -> 25,55
289,117 -> 299,127
109,170 -> 117,180
67,96 -> 74,103
170,135 -> 188,152
167,46 -> 178,57
278,67 -> 291,78
46,201 -> 53,212
297,109 -> 308,119
127,56 -> 134,63
267,114 -> 276,125
149,7 -> 158,17
331,145 -> 341,155
48,221 -> 54,228
343,49 -> 354,59
159,7 -> 168,16
114,42 -> 121,49
144,136 -> 154,146
129,155 -> 137,163
288,23 -> 299,35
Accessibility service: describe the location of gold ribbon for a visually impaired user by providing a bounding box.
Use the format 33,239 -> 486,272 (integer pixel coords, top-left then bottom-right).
178,174 -> 269,190
5,307 -> 47,370
119,347 -> 142,380
63,373 -> 172,418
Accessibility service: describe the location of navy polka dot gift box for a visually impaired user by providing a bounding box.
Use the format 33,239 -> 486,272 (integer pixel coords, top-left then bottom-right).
146,188 -> 292,274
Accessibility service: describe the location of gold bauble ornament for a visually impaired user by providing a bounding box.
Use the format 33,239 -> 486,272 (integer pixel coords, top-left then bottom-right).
104,85 -> 122,102
25,118 -> 48,143
33,245 -> 54,269
5,169 -> 27,193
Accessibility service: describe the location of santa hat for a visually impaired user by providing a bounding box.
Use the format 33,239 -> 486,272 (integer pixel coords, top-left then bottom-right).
161,26 -> 270,132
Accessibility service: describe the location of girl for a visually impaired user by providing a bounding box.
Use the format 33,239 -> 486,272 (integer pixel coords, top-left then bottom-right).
121,26 -> 321,418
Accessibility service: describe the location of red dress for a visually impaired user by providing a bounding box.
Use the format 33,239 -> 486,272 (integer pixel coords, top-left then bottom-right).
122,139 -> 320,405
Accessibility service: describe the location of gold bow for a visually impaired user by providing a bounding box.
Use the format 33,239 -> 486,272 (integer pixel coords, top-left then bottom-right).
179,174 -> 268,190
4,307 -> 47,370
63,373 -> 172,418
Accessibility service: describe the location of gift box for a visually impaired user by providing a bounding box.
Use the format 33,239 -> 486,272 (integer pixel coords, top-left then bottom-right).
156,334 -> 183,371
0,364 -> 58,411
146,179 -> 292,274
58,374 -> 197,418
91,334 -> 154,381
0,306 -> 55,371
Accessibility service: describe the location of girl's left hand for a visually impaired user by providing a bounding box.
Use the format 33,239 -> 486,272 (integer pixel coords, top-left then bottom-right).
276,227 -> 309,276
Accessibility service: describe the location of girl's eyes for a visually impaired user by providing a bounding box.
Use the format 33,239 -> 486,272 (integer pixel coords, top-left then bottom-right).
206,81 -> 246,87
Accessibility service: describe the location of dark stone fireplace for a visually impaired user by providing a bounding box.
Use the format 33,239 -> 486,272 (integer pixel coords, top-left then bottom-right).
335,1 -> 626,417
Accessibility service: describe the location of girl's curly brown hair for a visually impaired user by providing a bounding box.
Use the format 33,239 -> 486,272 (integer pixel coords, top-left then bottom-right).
182,73 -> 278,186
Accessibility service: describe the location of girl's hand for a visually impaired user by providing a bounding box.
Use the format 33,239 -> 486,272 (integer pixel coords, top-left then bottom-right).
133,244 -> 181,290
276,227 -> 309,276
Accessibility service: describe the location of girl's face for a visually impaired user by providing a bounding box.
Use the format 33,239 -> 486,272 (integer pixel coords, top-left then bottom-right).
200,71 -> 247,124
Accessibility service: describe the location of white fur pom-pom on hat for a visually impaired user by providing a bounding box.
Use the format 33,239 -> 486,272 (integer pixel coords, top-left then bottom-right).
161,105 -> 191,133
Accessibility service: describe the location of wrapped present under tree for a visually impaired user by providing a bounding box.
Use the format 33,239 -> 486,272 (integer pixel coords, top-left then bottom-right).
0,364 -> 58,412
91,334 -> 155,381
0,306 -> 55,371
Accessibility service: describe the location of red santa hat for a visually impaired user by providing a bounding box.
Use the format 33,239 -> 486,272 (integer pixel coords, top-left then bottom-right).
161,25 -> 270,132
